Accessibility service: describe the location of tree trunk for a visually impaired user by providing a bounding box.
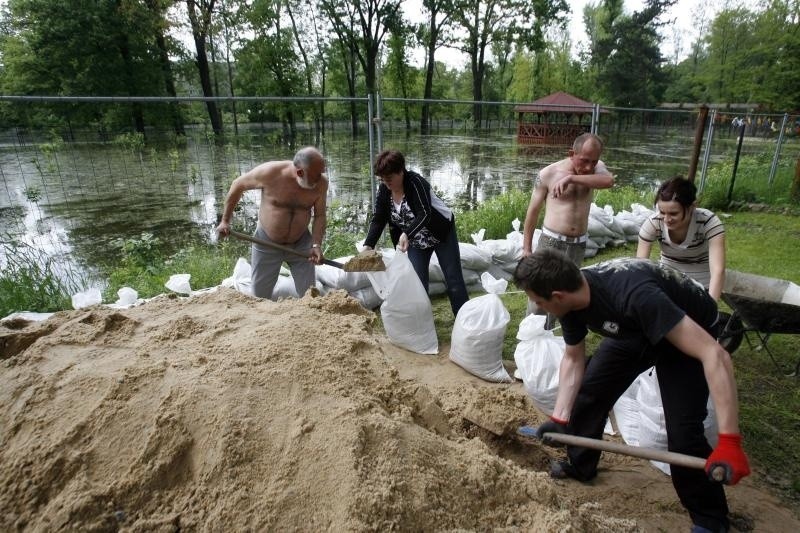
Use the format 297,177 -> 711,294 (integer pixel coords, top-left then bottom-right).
791,157 -> 800,201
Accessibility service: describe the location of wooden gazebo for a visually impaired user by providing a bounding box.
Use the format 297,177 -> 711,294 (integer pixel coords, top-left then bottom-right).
514,92 -> 601,145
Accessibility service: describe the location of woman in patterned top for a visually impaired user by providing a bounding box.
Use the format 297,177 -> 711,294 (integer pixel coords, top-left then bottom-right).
363,149 -> 469,316
636,176 -> 726,300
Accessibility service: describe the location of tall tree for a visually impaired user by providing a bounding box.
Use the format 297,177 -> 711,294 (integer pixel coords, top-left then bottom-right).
418,0 -> 456,133
449,0 -> 568,127
383,21 -> 418,129
145,0 -> 185,135
318,0 -> 402,97
1,0 -> 166,130
592,0 -> 674,108
185,0 -> 223,134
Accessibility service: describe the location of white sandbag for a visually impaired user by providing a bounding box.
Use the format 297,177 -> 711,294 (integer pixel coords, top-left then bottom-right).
428,281 -> 447,296
106,287 -> 139,309
486,263 -> 513,282
221,257 -> 254,296
458,242 -> 493,271
449,273 -> 512,382
470,228 -> 486,245
165,274 -> 192,295
71,288 -> 103,309
367,252 -> 438,354
428,259 -> 445,283
506,218 -> 524,247
272,275 -> 299,299
636,371 -> 671,474
612,378 -> 642,446
479,238 -> 521,264
461,268 -> 481,286
349,285 -> 382,310
513,314 -> 566,414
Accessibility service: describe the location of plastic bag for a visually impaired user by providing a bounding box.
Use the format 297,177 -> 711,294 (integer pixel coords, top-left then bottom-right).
71,288 -> 102,309
513,314 -> 567,414
367,252 -> 438,354
165,273 -> 192,295
449,273 -> 512,382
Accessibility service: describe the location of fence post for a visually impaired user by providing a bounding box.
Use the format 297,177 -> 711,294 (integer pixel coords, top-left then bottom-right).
768,113 -> 789,186
688,104 -> 709,182
699,108 -> 717,193
727,122 -> 747,204
375,94 -> 384,152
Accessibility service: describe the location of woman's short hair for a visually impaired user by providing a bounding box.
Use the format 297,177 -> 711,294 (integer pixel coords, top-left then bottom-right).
374,149 -> 405,176
655,176 -> 697,207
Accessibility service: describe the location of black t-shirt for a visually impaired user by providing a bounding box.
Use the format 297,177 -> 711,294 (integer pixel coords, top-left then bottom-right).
560,258 -> 718,347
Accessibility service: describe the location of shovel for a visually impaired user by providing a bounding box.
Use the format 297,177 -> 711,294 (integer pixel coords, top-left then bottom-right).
516,425 -> 729,483
227,230 -> 385,272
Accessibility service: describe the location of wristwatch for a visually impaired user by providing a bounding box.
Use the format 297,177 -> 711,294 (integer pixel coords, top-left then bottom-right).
311,244 -> 321,249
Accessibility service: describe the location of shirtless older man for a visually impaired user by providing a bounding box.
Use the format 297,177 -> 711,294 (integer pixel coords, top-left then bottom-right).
216,146 -> 328,299
522,133 -> 614,324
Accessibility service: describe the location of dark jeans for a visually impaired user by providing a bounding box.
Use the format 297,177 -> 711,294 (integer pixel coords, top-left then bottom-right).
407,222 -> 469,316
566,335 -> 729,531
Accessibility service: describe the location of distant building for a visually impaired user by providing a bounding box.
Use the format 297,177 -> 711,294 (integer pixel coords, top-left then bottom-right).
514,92 -> 604,145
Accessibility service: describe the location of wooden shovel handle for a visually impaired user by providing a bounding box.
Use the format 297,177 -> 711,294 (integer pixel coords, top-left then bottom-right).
228,230 -> 344,269
543,432 -> 728,482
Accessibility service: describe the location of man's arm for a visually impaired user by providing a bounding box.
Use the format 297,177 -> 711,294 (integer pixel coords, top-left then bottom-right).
707,234 -> 726,301
522,174 -> 548,256
664,315 -> 739,434
551,162 -> 615,198
551,340 -> 587,422
309,179 -> 329,263
216,168 -> 266,236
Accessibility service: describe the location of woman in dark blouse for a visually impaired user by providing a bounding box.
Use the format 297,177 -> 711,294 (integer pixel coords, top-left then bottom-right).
363,149 -> 469,316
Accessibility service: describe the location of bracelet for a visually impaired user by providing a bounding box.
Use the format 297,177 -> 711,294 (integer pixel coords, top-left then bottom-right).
311,244 -> 321,248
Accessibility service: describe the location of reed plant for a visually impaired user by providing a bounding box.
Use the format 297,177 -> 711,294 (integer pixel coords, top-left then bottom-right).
0,236 -> 84,317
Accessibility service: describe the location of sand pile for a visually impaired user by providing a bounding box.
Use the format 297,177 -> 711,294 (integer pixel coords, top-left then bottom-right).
0,288 -> 645,531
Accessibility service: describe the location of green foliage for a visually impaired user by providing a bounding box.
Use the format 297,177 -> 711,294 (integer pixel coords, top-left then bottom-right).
0,236 -> 83,316
23,185 -> 42,203
111,232 -> 163,273
324,201 -> 367,259
700,155 -> 799,210
594,185 -> 653,213
454,189 -> 530,239
112,132 -> 146,152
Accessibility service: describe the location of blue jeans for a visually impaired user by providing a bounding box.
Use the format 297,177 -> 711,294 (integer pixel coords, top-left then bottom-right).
407,221 -> 469,316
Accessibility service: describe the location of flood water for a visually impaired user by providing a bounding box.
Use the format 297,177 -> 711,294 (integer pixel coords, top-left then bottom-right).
0,126 -> 732,288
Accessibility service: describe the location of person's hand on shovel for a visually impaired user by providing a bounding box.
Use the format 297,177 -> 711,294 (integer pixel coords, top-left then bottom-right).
215,216 -> 231,239
309,243 -> 323,265
706,434 -> 751,485
517,416 -> 569,447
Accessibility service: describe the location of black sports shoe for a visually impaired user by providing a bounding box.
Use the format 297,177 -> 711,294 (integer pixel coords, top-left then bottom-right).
549,459 -> 578,480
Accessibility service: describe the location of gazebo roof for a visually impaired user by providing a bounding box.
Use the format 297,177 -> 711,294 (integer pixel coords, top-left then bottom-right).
514,91 -> 599,114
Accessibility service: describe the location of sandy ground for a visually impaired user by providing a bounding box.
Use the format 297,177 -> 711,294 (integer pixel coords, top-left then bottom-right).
1,288 -> 798,532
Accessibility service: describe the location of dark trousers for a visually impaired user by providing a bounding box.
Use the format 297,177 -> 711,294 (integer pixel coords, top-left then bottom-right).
566,336 -> 729,531
407,222 -> 469,316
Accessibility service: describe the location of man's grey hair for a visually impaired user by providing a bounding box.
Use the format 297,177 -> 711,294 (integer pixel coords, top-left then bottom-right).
293,146 -> 323,169
572,133 -> 604,152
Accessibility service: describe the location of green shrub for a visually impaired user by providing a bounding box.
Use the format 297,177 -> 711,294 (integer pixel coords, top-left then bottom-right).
455,189 -> 530,239
0,237 -> 84,316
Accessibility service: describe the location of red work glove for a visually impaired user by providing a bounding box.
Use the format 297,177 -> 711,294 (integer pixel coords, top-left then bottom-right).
706,433 -> 751,485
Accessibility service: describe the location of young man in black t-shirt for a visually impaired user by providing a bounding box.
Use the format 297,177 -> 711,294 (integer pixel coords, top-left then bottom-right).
513,249 -> 750,533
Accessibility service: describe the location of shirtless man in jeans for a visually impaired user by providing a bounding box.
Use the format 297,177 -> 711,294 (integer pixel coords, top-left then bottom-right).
216,146 -> 328,299
522,133 -> 614,326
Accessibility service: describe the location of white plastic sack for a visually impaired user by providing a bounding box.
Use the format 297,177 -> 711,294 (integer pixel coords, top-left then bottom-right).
71,288 -> 102,309
449,273 -> 512,382
106,286 -> 138,309
458,242 -> 493,271
368,252 -> 438,354
513,314 -> 566,414
349,285 -> 382,310
165,273 -> 192,295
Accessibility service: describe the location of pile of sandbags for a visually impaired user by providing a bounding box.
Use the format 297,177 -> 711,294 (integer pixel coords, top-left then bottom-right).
585,203 -> 654,257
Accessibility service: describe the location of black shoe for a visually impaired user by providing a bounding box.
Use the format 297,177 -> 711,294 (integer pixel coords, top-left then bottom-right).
549,459 -> 578,480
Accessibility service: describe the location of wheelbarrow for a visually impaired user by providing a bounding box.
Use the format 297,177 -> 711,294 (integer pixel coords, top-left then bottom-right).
718,270 -> 800,377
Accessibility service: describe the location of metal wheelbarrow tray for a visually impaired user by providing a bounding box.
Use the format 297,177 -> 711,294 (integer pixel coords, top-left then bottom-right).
719,270 -> 800,377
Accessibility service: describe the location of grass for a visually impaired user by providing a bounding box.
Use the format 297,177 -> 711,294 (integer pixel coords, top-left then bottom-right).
0,236 -> 84,317
430,209 -> 800,508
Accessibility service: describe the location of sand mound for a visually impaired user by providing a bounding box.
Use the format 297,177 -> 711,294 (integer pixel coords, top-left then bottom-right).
0,288 -> 645,531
